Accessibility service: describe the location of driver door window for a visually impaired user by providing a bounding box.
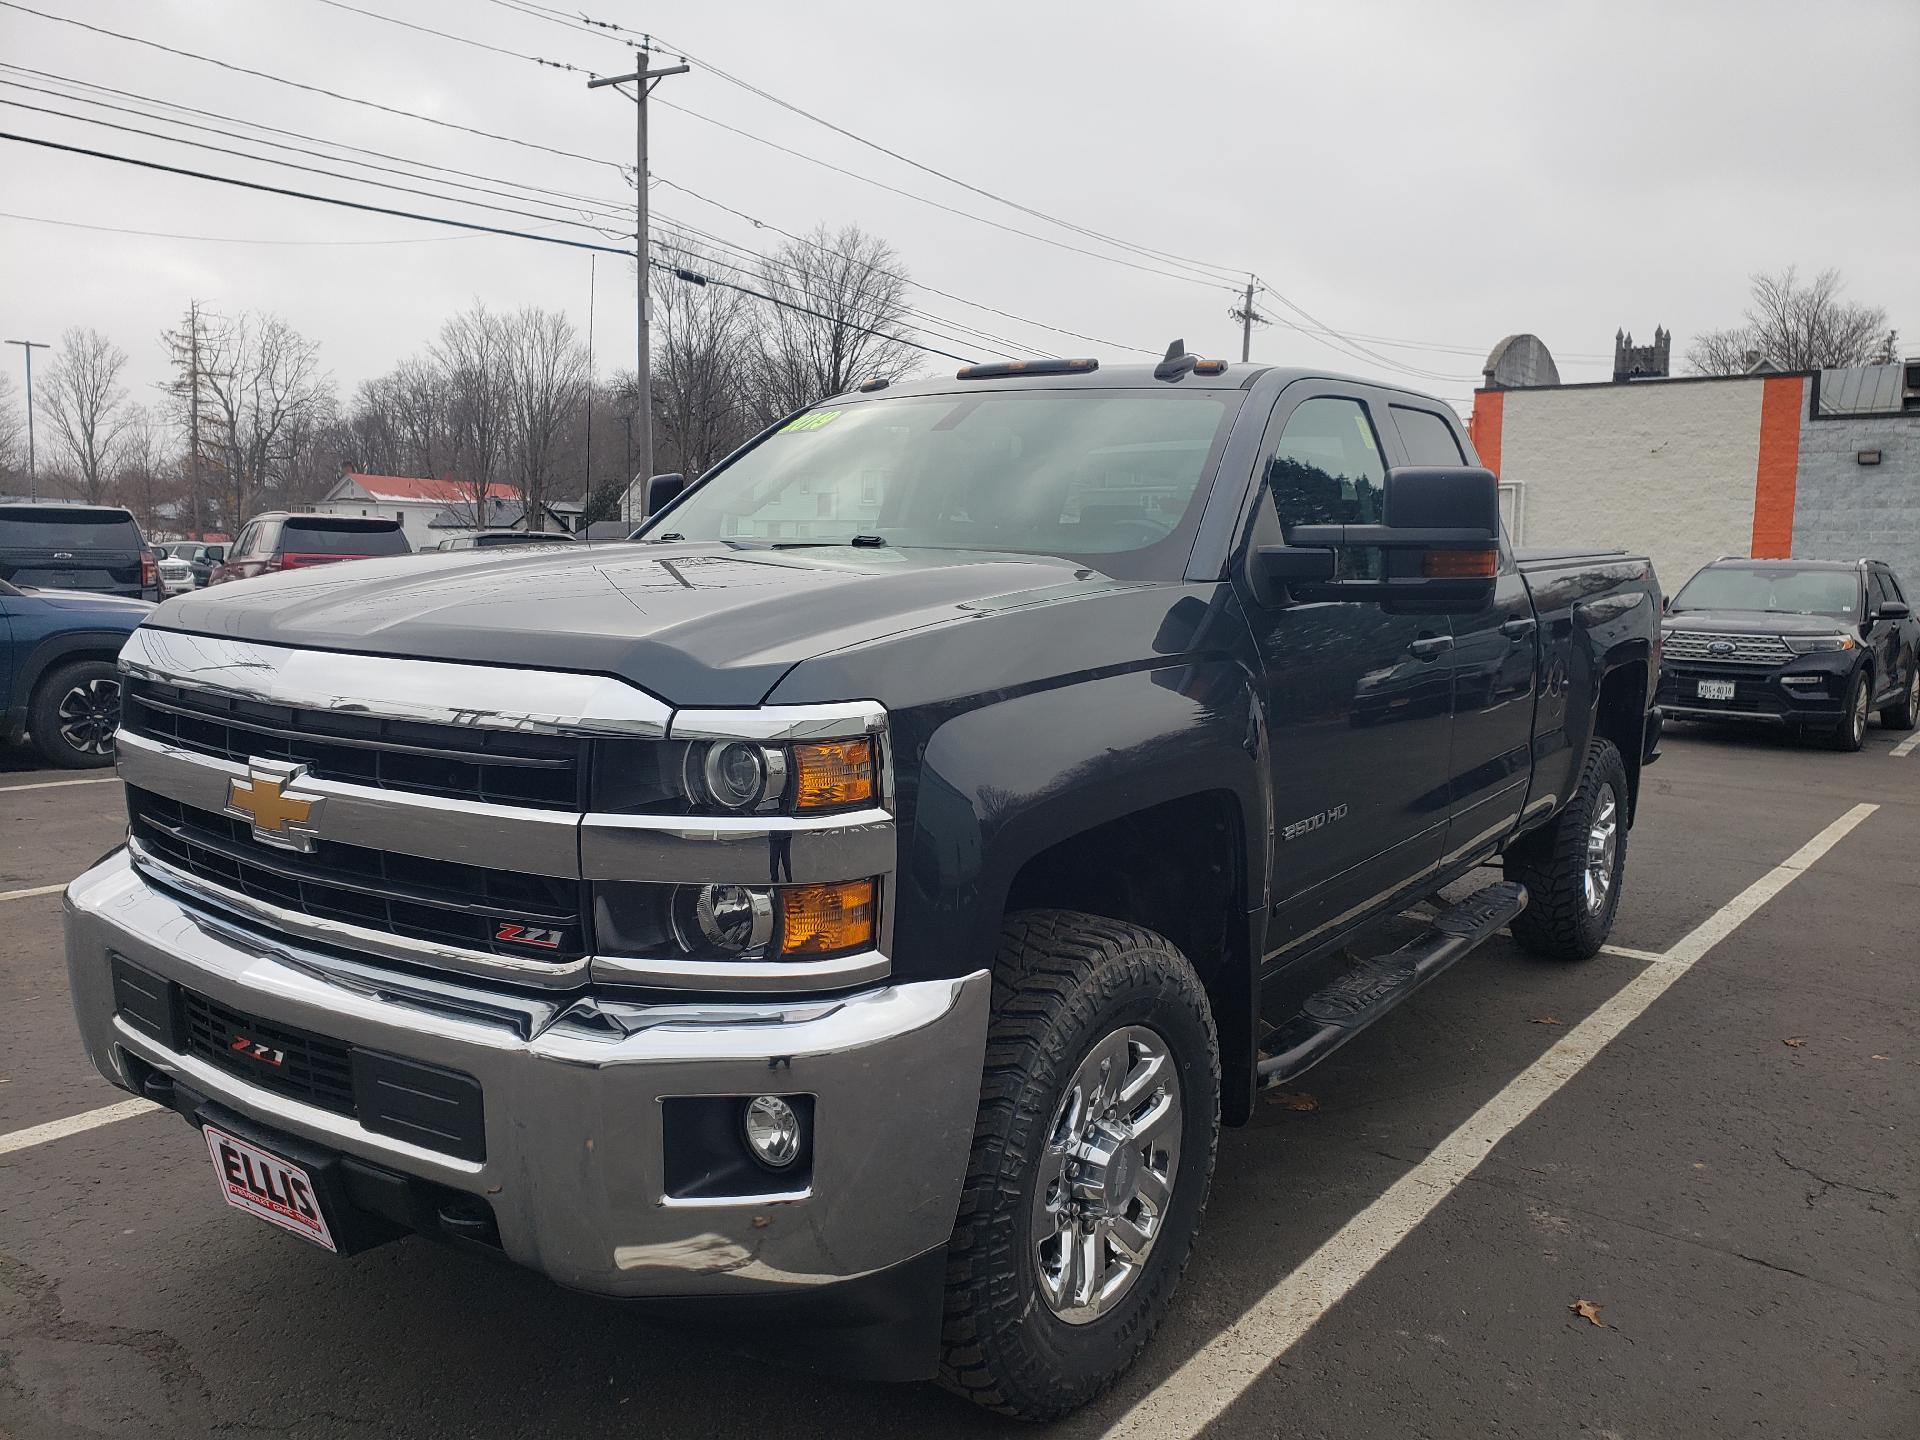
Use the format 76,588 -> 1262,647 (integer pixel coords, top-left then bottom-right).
1264,395 -> 1388,579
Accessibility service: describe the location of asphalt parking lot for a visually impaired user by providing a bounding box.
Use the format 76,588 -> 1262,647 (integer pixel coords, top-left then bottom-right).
2,723 -> 1914,1439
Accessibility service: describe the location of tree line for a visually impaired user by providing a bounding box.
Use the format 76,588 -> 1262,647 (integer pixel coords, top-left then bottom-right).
0,224 -> 921,537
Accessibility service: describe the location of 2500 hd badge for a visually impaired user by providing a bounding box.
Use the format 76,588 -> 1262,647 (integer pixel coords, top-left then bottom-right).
67,353 -> 1662,1419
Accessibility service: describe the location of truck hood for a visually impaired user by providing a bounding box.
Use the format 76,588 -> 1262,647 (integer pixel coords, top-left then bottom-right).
1664,608 -> 1861,637
141,542 -> 1114,706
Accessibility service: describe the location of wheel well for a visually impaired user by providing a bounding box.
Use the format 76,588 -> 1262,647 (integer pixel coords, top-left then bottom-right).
1003,791 -> 1255,1123
1593,662 -> 1647,821
28,649 -> 122,702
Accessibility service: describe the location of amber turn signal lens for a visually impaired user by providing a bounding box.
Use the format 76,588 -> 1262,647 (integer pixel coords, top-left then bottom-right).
792,738 -> 875,810
1423,548 -> 1498,579
778,879 -> 876,956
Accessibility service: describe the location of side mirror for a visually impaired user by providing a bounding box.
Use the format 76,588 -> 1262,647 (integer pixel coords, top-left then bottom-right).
645,472 -> 687,517
204,546 -> 225,563
1878,600 -> 1911,620
1261,466 -> 1500,611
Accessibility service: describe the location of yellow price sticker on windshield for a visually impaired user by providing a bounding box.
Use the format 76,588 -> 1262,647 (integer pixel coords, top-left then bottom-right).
779,410 -> 843,433
1354,413 -> 1377,450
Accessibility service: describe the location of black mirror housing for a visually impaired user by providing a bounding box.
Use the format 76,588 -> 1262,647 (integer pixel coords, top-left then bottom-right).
1383,465 -> 1500,537
1879,599 -> 1911,620
645,472 -> 687,517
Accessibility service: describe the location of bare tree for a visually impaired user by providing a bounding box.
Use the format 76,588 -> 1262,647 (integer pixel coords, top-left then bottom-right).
42,326 -> 131,503
111,406 -> 176,534
1687,267 -> 1891,375
200,311 -> 335,527
0,370 -> 23,482
352,356 -> 450,479
750,224 -> 919,418
432,302 -> 513,527
504,307 -> 588,531
651,239 -> 758,480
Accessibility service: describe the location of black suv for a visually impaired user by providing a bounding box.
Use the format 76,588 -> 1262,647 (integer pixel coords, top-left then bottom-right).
0,502 -> 158,601
1658,557 -> 1920,749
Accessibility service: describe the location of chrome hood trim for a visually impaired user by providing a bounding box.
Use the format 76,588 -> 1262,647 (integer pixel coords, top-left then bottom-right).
120,628 -> 671,738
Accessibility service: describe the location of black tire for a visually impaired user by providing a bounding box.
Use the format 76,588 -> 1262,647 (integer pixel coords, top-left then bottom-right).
1878,662 -> 1918,731
1503,738 -> 1628,962
939,910 -> 1219,1421
26,659 -> 121,769
1829,667 -> 1870,751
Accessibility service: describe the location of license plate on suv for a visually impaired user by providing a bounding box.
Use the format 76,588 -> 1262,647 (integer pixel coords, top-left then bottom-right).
1696,679 -> 1735,701
204,1124 -> 336,1251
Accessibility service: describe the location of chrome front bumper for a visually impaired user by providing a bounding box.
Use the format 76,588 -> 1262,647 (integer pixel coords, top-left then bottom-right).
65,850 -> 990,1298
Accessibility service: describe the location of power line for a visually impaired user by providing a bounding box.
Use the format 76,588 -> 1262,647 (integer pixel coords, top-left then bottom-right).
0,63 -> 635,217
307,0 -> 601,77
0,208 -> 529,246
0,85 -> 635,234
0,1 -> 621,171
0,96 -> 631,238
0,132 -> 982,367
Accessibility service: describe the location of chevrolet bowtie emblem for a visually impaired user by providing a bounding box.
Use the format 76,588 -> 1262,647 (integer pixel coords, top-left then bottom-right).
226,762 -> 322,852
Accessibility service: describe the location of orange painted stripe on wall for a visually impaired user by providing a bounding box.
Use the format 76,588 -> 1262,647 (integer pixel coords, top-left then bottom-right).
1750,376 -> 1804,558
1469,390 -> 1503,475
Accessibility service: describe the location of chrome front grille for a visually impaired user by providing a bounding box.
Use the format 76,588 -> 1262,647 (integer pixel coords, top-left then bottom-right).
1662,630 -> 1793,664
121,679 -> 586,810
128,786 -> 587,960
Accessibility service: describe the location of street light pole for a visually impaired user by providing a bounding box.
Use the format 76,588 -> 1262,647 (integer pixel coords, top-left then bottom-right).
589,45 -> 688,520
5,338 -> 50,499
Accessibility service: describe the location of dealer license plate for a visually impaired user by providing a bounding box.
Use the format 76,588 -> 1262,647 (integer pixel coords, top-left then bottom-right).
203,1125 -> 336,1251
1696,679 -> 1736,701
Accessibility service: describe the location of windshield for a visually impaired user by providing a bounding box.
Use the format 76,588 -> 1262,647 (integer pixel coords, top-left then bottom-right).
649,389 -> 1240,578
1672,565 -> 1861,618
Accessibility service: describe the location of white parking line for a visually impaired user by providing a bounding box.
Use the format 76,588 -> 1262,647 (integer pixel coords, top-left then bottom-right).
1103,801 -> 1878,1439
1892,732 -> 1920,759
0,882 -> 67,903
0,1098 -> 160,1159
0,775 -> 119,793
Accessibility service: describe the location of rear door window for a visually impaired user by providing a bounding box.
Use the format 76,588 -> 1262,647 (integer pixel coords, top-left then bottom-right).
0,508 -> 142,550
279,519 -> 410,556
1389,406 -> 1466,466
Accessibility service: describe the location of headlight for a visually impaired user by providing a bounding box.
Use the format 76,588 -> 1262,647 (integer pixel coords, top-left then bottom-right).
596,878 -> 879,961
695,740 -> 783,811
1782,634 -> 1856,653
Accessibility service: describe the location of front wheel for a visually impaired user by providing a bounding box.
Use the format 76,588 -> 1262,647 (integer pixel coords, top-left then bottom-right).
1830,668 -> 1870,751
27,659 -> 122,769
940,910 -> 1219,1421
1504,738 -> 1629,961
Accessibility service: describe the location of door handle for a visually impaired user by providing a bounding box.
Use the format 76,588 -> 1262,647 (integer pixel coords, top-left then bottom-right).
1407,635 -> 1453,661
1499,617 -> 1537,641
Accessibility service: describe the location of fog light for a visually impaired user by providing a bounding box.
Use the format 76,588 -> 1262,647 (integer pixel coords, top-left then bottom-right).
743,1095 -> 801,1169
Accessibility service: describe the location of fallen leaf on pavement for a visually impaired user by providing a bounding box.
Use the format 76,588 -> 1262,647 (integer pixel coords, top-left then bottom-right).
1783,1037 -> 1807,1048
1531,1015 -> 1563,1026
752,1215 -> 771,1229
1569,1299 -> 1607,1327
1266,1090 -> 1320,1112
1871,1054 -> 1889,1061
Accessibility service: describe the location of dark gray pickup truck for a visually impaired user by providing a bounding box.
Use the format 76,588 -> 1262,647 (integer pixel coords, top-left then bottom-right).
65,353 -> 1662,1418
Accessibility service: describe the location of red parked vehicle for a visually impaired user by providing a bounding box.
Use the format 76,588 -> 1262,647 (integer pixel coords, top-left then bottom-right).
208,513 -> 410,584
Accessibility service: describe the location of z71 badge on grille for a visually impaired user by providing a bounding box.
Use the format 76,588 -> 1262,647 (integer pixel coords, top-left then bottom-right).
226,760 -> 324,852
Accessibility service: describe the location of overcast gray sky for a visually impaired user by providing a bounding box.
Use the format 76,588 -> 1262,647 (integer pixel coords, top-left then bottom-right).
3,0 -> 1917,416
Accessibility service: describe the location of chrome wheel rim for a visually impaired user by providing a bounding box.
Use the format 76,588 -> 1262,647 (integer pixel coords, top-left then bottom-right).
56,678 -> 120,757
1584,790 -> 1618,914
1030,1024 -> 1181,1326
1852,683 -> 1869,744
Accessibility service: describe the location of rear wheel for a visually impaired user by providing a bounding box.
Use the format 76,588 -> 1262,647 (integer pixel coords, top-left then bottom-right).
940,910 -> 1219,1421
1879,663 -> 1918,731
1503,738 -> 1628,961
1830,668 -> 1870,751
27,660 -> 121,769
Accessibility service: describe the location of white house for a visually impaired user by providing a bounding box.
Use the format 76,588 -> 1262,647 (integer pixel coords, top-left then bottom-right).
315,472 -> 521,546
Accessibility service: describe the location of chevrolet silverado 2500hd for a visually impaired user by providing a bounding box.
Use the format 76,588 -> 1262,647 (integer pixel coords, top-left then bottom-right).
66,353 -> 1663,1419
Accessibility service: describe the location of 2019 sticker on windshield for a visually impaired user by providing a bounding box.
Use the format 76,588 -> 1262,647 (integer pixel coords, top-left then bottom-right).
779,410 -> 844,433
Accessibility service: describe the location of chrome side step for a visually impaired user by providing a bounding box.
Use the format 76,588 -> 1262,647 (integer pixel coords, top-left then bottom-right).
1256,880 -> 1528,1087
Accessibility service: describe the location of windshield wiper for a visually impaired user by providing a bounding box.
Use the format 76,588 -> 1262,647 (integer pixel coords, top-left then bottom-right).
770,534 -> 889,549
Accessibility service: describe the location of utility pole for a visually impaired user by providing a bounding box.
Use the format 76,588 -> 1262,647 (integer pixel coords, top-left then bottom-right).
589,44 -> 688,519
1228,278 -> 1269,364
5,338 -> 49,499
